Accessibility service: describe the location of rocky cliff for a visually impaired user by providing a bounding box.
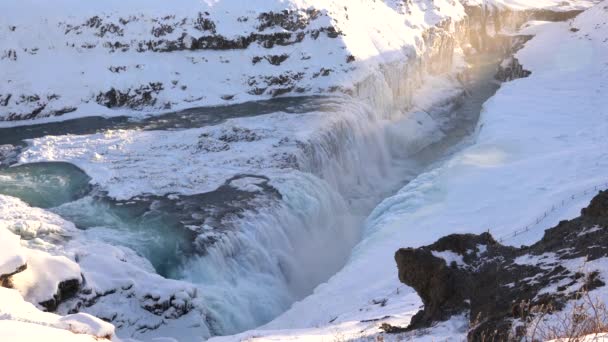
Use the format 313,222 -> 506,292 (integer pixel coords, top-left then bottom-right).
395,190 -> 608,340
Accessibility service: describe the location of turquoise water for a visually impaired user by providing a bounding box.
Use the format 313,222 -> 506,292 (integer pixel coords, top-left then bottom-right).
0,161 -> 192,276
0,162 -> 91,208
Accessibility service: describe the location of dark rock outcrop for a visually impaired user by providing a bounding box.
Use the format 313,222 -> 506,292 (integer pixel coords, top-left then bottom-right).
495,57 -> 532,82
395,190 -> 608,341
39,278 -> 81,312
96,83 -> 164,109
62,10 -> 339,54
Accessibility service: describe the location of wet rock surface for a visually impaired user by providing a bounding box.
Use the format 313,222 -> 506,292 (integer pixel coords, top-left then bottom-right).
394,190 -> 608,341
115,174 -> 282,256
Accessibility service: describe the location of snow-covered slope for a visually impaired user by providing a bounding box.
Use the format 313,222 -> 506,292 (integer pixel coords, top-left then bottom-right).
0,0 -> 470,123
0,0 -> 594,124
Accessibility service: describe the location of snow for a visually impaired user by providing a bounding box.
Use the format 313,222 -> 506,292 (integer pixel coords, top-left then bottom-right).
513,252 -> 558,268
0,229 -> 26,277
10,248 -> 81,306
432,250 -> 467,267
549,333 -> 608,341
228,176 -> 267,193
0,287 -> 115,341
0,194 -> 211,340
0,0 -> 468,124
579,226 -> 602,236
0,321 -> 107,342
58,313 -> 117,339
522,256 -> 608,339
1,0 -> 606,341
464,0 -> 597,11
211,1 -> 608,340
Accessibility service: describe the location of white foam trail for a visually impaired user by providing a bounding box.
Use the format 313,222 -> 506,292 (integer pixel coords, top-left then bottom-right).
175,172 -> 357,334
177,90 -> 460,335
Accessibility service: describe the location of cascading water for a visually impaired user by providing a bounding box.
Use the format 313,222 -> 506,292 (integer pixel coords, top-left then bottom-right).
0,24 -> 513,340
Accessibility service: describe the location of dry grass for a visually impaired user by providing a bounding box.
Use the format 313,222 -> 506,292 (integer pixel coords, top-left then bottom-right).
524,291 -> 608,342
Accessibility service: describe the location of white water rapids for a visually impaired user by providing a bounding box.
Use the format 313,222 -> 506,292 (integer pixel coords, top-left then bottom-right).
0,52 -> 503,338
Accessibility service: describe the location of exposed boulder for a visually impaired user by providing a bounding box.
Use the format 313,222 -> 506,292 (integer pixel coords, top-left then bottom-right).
8,249 -> 82,312
395,190 -> 608,340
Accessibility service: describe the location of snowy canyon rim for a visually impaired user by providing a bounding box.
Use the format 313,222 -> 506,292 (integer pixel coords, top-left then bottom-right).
0,2 -> 585,341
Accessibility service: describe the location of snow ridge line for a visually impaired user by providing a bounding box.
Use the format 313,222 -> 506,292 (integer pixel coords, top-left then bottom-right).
498,182 -> 608,243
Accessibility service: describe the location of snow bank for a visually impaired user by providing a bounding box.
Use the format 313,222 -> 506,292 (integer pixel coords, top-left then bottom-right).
0,197 -> 118,341
0,321 -> 107,342
0,229 -> 26,278
0,287 -> 114,341
10,248 -> 81,308
465,0 -> 596,11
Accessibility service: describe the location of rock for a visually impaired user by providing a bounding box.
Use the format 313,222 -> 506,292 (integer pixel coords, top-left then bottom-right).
395,233 -> 506,330
581,191 -> 608,217
9,249 -> 82,312
95,82 -> 164,109
257,9 -> 320,32
264,54 -> 289,66
394,190 -> 608,340
0,94 -> 11,106
495,57 -> 531,82
39,278 -> 81,312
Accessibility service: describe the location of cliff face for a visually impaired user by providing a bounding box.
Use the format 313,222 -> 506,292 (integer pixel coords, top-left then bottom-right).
0,0 -> 588,123
0,0 -> 467,122
395,190 -> 608,340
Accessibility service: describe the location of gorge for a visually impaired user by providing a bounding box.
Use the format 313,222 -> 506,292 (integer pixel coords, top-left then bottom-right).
1,1 -> 607,341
